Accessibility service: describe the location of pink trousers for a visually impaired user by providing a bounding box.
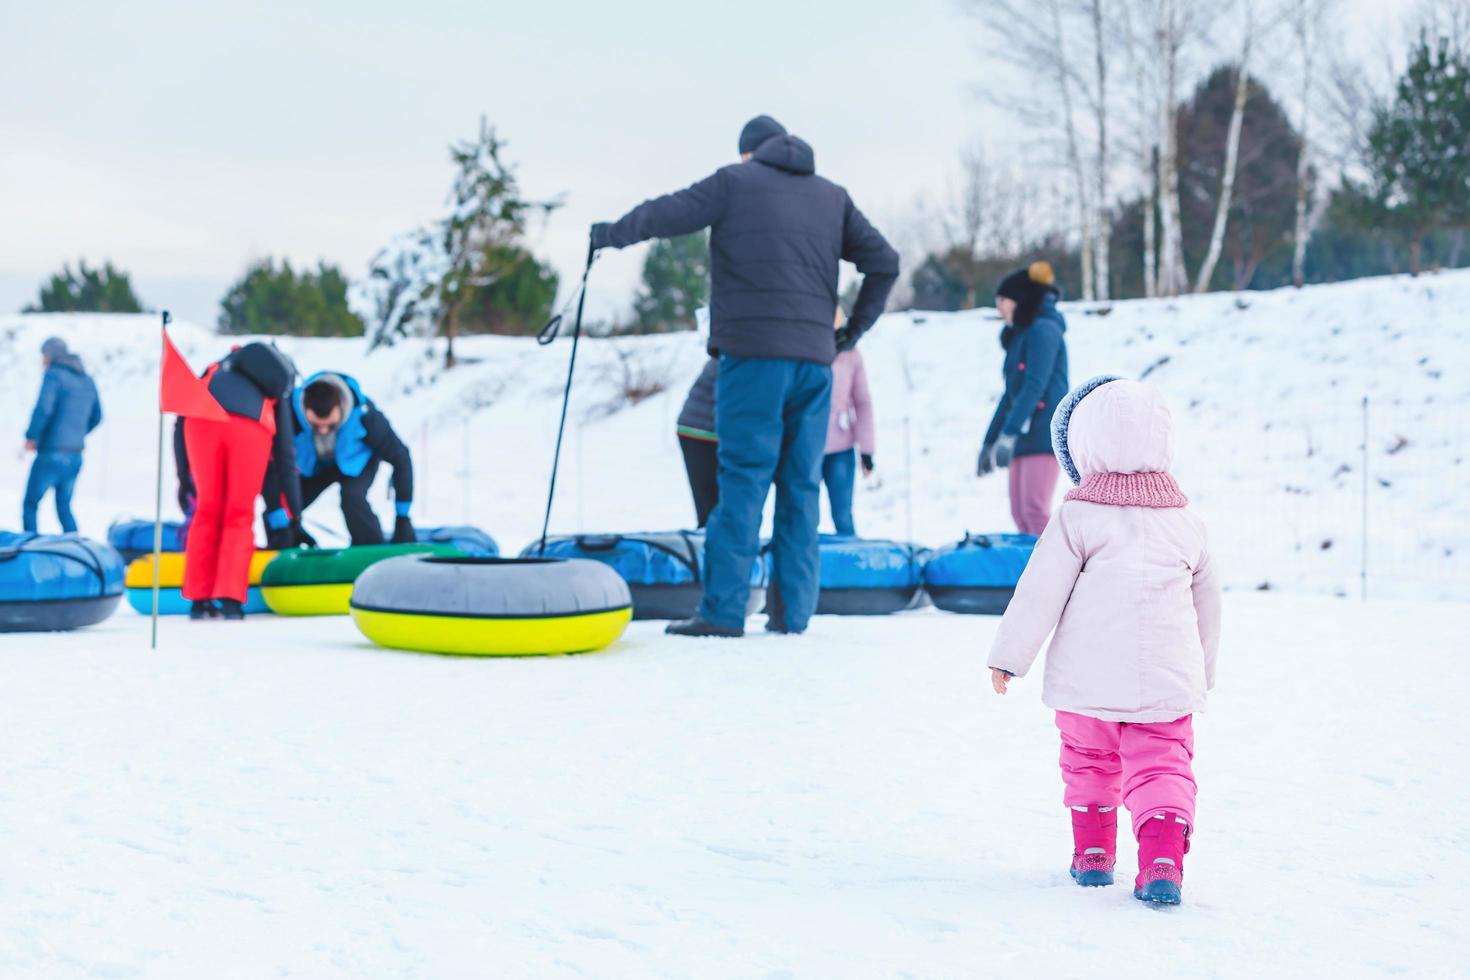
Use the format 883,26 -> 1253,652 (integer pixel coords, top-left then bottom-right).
1056,711 -> 1197,835
1008,453 -> 1060,536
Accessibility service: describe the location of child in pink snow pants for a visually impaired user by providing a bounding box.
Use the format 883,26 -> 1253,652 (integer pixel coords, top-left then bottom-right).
987,376 -> 1222,905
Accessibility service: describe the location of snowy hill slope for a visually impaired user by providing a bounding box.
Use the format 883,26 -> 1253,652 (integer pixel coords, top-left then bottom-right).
2,270 -> 1467,600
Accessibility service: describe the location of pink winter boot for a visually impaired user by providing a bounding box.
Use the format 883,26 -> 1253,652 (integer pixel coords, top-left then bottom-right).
1069,805 -> 1117,886
1134,812 -> 1191,905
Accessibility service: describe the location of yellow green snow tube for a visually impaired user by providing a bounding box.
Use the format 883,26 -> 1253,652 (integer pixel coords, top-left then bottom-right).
260,543 -> 459,616
349,556 -> 632,657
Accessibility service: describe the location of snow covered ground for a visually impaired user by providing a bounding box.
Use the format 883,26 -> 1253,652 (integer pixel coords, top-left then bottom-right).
2,270 -> 1466,599
1,272 -> 1467,976
2,594 -> 1466,979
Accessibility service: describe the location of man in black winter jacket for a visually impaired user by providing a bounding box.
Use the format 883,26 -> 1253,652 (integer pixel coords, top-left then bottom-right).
592,115 -> 899,637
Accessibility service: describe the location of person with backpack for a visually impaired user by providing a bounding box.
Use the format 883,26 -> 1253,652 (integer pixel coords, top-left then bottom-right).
21,337 -> 102,534
182,343 -> 304,620
174,422 -> 303,551
290,372 -> 415,546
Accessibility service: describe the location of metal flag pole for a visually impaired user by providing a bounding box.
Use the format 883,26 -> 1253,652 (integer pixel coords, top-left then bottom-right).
151,311 -> 171,650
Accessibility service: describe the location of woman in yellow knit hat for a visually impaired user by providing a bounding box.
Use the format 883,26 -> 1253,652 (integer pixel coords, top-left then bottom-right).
977,261 -> 1070,535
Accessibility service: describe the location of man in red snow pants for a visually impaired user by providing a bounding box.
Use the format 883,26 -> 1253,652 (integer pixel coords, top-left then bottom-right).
181,343 -> 303,620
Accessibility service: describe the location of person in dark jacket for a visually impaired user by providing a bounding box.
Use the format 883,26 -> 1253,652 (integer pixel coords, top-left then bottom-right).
290,372 -> 415,546
592,115 -> 899,637
676,357 -> 720,528
22,337 -> 102,533
978,261 -> 1070,535
183,343 -> 304,619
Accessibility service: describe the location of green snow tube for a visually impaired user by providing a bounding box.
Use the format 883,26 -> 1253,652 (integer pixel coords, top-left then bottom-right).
260,543 -> 460,616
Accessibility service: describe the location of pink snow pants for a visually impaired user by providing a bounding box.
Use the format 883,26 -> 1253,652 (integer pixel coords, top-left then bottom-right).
1009,453 -> 1060,536
1056,711 -> 1197,835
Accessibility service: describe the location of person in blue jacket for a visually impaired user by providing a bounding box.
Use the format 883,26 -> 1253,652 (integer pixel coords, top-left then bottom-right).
977,261 -> 1070,535
591,115 -> 899,637
21,337 -> 102,533
288,372 -> 415,546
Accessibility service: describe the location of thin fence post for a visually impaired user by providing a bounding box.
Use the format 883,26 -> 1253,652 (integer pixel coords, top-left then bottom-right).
576,421 -> 585,533
419,419 -> 429,513
1360,395 -> 1369,602
904,414 -> 914,547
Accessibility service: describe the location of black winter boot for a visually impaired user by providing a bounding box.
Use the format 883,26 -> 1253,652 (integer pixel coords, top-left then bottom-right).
665,617 -> 744,638
189,600 -> 218,621
217,598 -> 246,621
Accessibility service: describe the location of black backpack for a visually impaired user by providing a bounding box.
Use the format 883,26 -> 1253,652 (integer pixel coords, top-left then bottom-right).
224,343 -> 296,398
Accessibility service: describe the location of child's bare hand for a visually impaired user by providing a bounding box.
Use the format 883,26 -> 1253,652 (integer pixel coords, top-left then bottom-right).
991,668 -> 1012,694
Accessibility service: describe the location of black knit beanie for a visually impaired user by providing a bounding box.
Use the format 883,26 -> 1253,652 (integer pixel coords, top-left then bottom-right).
995,260 -> 1058,329
738,115 -> 787,155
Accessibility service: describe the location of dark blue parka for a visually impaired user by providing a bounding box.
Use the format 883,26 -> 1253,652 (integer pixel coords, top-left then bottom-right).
983,294 -> 1070,458
605,135 -> 899,364
25,355 -> 102,453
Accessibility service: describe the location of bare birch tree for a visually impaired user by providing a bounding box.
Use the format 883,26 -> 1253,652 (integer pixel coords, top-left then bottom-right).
1287,0 -> 1333,287
1088,0 -> 1113,299
1048,0 -> 1096,299
967,0 -> 1118,299
1194,1 -> 1292,292
1153,0 -> 1190,295
1195,3 -> 1259,292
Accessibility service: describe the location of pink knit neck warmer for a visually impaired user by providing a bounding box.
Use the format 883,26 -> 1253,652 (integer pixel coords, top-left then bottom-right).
1065,471 -> 1189,508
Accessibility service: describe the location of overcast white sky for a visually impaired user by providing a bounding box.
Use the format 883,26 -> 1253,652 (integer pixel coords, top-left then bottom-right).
0,0 -> 1417,326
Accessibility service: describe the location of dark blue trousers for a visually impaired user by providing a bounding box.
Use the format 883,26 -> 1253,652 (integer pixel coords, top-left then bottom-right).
700,356 -> 832,630
23,450 -> 83,533
822,449 -> 857,537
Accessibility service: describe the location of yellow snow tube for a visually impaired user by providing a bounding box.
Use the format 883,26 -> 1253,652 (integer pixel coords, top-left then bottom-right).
125,550 -> 278,589
349,555 -> 633,657
352,606 -> 631,657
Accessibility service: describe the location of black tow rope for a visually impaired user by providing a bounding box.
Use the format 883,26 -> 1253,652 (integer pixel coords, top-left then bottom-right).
535,242 -> 598,556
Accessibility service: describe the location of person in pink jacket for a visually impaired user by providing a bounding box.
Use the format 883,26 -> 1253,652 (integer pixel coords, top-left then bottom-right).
822,345 -> 876,536
987,375 -> 1222,906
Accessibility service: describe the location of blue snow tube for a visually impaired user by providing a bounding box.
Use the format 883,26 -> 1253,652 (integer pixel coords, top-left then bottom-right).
815,535 -> 932,615
526,531 -> 768,621
415,525 -> 499,557
0,532 -> 126,632
108,519 -> 186,562
923,533 -> 1038,615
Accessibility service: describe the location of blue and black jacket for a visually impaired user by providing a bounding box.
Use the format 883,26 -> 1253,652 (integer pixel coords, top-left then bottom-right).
291,372 -> 413,515
983,295 -> 1070,458
25,355 -> 102,453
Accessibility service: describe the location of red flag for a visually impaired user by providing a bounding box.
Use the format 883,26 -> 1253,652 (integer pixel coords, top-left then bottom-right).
160,330 -> 227,420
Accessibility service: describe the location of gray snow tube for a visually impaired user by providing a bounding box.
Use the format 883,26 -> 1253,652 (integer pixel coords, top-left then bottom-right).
349,555 -> 633,656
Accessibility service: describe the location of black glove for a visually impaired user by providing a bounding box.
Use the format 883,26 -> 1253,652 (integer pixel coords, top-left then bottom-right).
977,441 -> 996,477
264,527 -> 294,550
993,434 -> 1019,469
290,520 -> 318,549
391,515 -> 417,544
590,222 -> 614,250
834,325 -> 860,352
860,453 -> 875,475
